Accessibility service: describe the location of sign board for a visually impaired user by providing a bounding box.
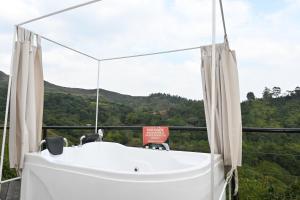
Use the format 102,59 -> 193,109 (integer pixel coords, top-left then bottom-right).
143,126 -> 169,145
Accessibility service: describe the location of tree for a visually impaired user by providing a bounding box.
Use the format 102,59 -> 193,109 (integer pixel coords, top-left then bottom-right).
272,87 -> 281,98
262,87 -> 272,100
286,90 -> 294,97
295,86 -> 300,96
247,92 -> 255,101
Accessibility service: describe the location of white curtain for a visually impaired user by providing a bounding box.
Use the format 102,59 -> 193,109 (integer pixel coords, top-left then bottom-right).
201,43 -> 242,168
9,27 -> 44,170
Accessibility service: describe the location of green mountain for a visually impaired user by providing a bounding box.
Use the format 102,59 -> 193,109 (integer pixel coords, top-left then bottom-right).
0,71 -> 206,128
0,71 -> 299,199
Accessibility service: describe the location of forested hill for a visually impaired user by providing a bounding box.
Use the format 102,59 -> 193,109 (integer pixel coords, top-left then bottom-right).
1,70 -> 300,198
0,70 -> 205,126
1,70 -> 299,128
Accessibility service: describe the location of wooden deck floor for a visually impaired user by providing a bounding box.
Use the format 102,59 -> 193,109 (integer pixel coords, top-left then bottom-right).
0,180 -> 20,200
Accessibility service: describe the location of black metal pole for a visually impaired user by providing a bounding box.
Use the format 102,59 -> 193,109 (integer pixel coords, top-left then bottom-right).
21,126 -> 300,141
42,128 -> 48,139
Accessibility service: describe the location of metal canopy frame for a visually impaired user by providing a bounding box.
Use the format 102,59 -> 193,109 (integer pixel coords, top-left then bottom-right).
14,0 -> 227,62
0,0 -> 229,199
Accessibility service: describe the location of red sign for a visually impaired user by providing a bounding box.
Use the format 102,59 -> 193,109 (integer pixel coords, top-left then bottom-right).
143,126 -> 169,145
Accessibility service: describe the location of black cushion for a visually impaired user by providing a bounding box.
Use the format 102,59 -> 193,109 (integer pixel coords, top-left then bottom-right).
45,137 -> 64,155
82,134 -> 100,145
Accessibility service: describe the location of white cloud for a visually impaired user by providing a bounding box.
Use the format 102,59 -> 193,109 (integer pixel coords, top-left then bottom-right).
0,0 -> 39,23
0,0 -> 299,100
230,0 -> 300,98
0,33 -> 13,72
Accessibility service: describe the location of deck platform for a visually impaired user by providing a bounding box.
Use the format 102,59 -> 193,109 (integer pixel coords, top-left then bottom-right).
0,180 -> 20,200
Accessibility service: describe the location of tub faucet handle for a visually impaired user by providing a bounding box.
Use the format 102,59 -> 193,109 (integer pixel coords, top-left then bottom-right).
162,143 -> 170,151
39,140 -> 46,152
79,135 -> 86,146
98,129 -> 104,141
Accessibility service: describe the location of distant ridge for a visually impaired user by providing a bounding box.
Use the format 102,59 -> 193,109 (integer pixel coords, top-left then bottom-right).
0,70 -> 145,103
0,70 -> 191,108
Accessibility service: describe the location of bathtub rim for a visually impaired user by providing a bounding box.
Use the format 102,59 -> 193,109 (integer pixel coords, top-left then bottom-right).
23,142 -> 224,179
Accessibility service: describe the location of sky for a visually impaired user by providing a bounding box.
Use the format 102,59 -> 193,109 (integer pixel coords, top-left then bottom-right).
0,0 -> 299,100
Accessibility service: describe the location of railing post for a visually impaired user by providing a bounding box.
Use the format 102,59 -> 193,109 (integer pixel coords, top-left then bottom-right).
42,128 -> 47,139
42,128 -> 47,150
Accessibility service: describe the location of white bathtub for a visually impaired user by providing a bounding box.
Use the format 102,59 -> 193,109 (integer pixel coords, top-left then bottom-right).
21,142 -> 225,200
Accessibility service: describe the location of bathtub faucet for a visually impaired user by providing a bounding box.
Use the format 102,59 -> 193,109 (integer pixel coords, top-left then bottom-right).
79,129 -> 104,146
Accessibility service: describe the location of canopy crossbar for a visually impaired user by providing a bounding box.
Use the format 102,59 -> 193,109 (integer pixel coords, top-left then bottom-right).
36,31 -> 205,62
18,0 -> 104,26
41,35 -> 99,61
219,0 -> 228,42
99,46 -> 202,62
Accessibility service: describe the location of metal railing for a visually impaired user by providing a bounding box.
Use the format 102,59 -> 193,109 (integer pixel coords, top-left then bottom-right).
2,125 -> 300,137
38,126 -> 300,138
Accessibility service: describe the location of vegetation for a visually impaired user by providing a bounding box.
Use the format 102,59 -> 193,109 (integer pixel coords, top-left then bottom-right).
0,71 -> 299,199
